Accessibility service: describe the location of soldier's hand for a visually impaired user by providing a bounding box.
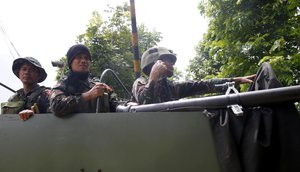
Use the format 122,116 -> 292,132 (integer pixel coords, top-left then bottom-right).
94,82 -> 112,94
19,109 -> 34,121
233,74 -> 256,84
82,83 -> 112,101
149,60 -> 169,82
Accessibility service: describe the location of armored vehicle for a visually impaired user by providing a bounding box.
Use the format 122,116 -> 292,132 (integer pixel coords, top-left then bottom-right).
1,78 -> 300,172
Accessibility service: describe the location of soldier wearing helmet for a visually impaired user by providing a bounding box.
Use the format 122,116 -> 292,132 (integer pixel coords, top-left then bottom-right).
131,46 -> 256,104
50,44 -> 118,116
1,57 -> 51,121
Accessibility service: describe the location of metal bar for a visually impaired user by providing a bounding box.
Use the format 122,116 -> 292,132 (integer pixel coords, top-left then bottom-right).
99,69 -> 131,97
96,69 -> 132,113
116,85 -> 300,112
0,82 -> 16,93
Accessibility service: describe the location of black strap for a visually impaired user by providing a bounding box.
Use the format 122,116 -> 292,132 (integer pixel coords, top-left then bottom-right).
25,86 -> 48,108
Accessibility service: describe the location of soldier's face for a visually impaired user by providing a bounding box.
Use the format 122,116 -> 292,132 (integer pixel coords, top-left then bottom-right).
18,63 -> 40,85
71,53 -> 91,72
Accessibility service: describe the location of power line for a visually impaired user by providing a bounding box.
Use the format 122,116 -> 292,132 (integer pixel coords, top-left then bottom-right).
0,20 -> 21,59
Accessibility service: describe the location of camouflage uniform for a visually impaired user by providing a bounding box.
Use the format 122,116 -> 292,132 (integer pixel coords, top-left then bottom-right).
50,77 -> 118,116
132,77 -> 233,104
1,57 -> 50,114
51,44 -> 118,116
8,85 -> 51,113
131,47 -> 234,104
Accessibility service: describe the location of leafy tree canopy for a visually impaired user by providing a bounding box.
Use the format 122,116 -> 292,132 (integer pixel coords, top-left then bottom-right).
188,0 -> 300,90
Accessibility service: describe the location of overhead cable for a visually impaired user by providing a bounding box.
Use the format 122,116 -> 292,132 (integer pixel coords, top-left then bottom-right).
0,20 -> 21,59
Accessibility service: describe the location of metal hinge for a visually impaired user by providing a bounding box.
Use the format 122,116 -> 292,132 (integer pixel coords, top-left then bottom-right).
225,82 -> 243,116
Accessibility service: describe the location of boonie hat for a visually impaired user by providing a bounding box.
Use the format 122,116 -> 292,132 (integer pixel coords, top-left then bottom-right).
12,57 -> 47,83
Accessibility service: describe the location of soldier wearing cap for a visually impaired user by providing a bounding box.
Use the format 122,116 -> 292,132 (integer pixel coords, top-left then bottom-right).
131,46 -> 256,104
50,44 -> 118,116
1,57 -> 51,121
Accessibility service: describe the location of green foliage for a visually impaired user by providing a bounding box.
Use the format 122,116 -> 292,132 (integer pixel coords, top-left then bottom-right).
189,0 -> 300,90
169,67 -> 183,82
56,3 -> 162,100
54,57 -> 67,81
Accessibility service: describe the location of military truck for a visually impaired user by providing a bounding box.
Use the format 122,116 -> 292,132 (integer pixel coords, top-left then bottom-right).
1,2 -> 299,171
1,78 -> 300,172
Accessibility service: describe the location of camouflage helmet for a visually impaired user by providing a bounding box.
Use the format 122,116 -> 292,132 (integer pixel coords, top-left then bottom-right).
12,57 -> 47,83
141,47 -> 177,75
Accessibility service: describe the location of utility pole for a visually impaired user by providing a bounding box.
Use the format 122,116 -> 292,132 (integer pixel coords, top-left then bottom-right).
129,0 -> 141,78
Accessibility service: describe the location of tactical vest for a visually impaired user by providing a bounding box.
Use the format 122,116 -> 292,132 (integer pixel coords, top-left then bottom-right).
1,86 -> 47,114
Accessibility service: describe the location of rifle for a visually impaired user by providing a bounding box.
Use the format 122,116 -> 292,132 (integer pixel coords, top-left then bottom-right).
0,82 -> 16,93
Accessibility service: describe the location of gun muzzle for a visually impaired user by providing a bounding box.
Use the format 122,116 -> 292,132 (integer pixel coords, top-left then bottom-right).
51,61 -> 65,68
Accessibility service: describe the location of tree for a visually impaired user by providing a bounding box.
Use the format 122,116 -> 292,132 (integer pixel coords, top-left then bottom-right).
188,0 -> 300,90
56,3 -> 162,100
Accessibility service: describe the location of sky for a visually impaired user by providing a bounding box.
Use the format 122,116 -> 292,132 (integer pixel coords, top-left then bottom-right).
0,0 -> 208,103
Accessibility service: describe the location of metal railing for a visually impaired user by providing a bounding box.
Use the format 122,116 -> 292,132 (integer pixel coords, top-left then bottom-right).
116,85 -> 300,112
96,69 -> 131,113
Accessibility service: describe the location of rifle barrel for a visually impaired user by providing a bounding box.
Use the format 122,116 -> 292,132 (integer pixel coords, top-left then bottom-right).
0,82 -> 16,93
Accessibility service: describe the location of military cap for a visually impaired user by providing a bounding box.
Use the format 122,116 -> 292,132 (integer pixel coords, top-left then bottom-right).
66,44 -> 91,69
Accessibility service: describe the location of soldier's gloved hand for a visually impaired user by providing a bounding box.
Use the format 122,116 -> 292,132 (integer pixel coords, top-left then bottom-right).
82,83 -> 112,101
19,109 -> 34,121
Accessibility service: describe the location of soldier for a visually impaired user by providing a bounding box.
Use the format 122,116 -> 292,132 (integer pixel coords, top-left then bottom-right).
1,57 -> 51,121
131,47 -> 256,104
50,44 -> 118,116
